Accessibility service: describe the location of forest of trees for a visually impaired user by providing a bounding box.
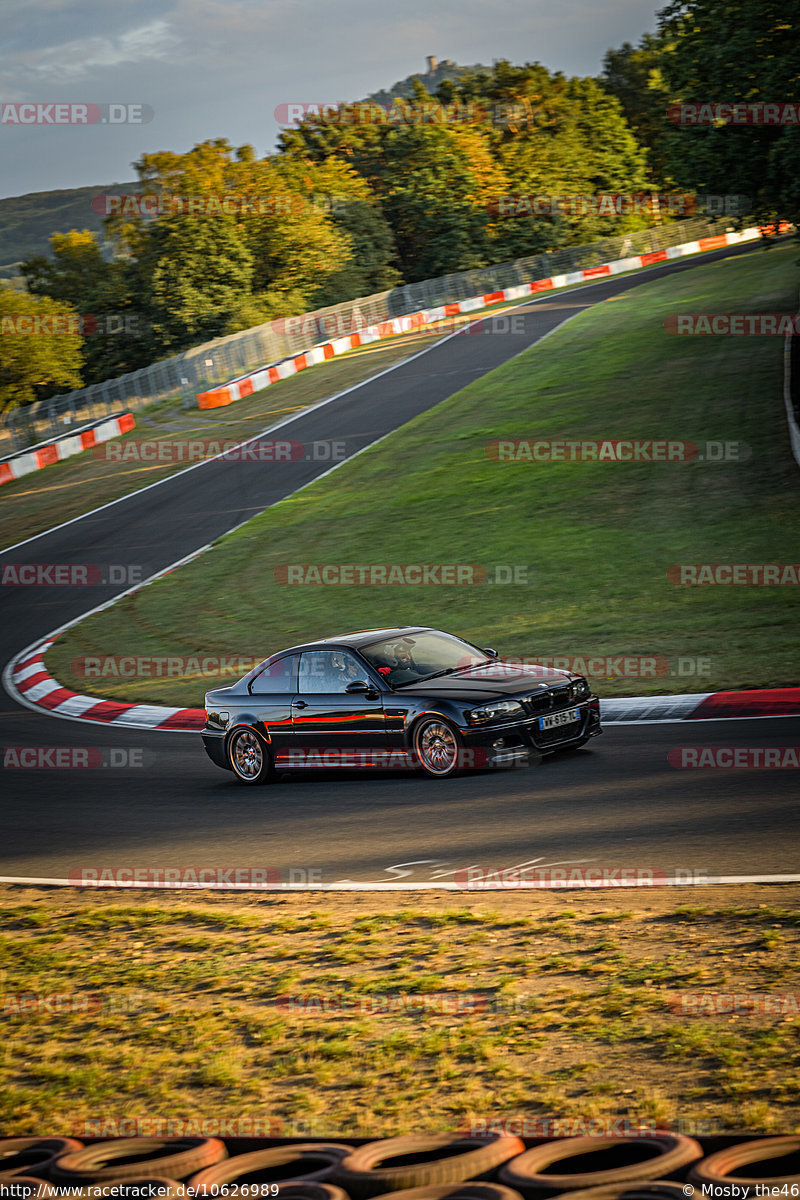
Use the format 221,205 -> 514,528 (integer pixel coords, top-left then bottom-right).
2,0 -> 797,413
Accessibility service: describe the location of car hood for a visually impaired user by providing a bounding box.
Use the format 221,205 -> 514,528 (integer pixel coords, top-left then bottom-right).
395,661 -> 576,699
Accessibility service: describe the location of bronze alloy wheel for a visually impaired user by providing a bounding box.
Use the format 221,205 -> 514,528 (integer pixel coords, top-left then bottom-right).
413,717 -> 462,778
227,728 -> 273,785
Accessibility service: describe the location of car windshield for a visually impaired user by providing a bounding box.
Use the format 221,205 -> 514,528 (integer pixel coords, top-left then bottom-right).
360,631 -> 487,686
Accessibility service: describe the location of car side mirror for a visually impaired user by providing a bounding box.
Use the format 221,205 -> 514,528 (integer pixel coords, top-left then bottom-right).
345,679 -> 373,694
483,647 -> 498,658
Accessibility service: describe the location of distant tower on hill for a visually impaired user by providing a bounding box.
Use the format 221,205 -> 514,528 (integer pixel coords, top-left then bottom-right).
427,55 -> 438,73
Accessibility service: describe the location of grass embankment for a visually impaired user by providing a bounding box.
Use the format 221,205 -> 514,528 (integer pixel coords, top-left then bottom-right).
46,243 -> 800,706
2,884 -> 799,1133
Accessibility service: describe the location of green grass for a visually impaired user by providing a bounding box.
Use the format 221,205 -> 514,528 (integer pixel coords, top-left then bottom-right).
46,242 -> 800,704
2,883 -> 800,1134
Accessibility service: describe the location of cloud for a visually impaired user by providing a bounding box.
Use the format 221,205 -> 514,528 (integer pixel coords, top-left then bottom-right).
1,0 -> 174,57
8,20 -> 178,85
0,0 -> 663,199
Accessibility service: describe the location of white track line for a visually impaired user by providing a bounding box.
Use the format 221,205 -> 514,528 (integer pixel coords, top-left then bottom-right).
1,874 -> 799,890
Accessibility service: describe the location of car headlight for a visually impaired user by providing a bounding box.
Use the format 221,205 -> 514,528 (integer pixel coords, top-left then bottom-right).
466,700 -> 525,725
570,677 -> 591,701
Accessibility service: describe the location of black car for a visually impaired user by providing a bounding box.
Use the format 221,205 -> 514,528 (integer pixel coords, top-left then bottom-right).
202,626 -> 602,784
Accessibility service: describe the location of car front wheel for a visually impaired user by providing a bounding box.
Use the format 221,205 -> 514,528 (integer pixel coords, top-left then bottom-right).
227,727 -> 273,785
413,717 -> 463,779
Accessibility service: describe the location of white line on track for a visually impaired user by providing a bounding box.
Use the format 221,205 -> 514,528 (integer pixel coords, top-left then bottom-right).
1,875 -> 800,890
0,313 -> 499,555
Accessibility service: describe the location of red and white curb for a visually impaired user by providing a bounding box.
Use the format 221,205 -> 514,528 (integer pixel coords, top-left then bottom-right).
6,638 -> 799,732
8,636 -> 205,731
601,689 -> 800,722
3,545 -> 213,732
197,229 -> 761,408
0,412 -> 135,487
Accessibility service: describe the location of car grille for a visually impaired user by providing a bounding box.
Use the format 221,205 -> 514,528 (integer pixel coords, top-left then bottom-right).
521,684 -> 573,715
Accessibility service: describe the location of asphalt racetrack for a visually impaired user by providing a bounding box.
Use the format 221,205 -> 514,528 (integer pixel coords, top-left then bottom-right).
2,240 -> 798,887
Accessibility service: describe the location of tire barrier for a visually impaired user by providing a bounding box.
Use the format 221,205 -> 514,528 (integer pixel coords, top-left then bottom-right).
188,1144 -> 353,1191
688,1136 -> 800,1188
332,1135 -> 527,1198
250,1186 -> 350,1200
0,1140 -> 84,1178
11,1134 -> 800,1200
370,1184 -> 525,1200
547,1183 -> 697,1200
498,1136 -> 703,1195
49,1138 -> 228,1183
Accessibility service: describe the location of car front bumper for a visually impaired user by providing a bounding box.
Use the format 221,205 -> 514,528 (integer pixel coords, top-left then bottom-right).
458,698 -> 602,766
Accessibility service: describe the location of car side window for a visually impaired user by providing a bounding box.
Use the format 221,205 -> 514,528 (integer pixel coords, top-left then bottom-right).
250,654 -> 298,693
298,650 -> 365,694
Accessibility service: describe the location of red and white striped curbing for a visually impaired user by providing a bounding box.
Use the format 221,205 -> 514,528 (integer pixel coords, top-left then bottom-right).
601,689 -> 800,723
197,228 -> 762,409
7,640 -> 799,731
0,413 -> 136,487
9,637 -> 206,731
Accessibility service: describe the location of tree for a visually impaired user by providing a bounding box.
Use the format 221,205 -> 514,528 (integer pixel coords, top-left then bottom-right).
114,140 -> 398,317
134,212 -> 255,354
0,285 -> 83,413
601,34 -> 674,183
441,62 -> 653,247
279,90 -> 509,280
21,230 -> 152,383
657,0 -> 800,224
303,198 -> 402,305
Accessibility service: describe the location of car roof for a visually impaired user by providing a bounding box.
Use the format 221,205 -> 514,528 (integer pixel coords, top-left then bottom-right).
277,626 -> 431,655
233,628 -> 440,686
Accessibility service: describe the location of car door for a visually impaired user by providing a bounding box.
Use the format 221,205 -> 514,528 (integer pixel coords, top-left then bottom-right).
291,650 -> 387,762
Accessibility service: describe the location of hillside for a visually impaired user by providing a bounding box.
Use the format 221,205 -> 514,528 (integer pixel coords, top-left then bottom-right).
0,183 -> 136,279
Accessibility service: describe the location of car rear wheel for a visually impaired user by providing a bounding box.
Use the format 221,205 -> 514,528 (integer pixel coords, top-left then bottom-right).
413,717 -> 463,779
227,727 -> 273,785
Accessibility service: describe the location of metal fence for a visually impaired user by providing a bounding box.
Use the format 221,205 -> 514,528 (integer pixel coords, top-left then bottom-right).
1,215 -> 733,454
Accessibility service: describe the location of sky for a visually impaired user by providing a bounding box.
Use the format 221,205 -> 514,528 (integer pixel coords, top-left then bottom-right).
0,0 -> 664,201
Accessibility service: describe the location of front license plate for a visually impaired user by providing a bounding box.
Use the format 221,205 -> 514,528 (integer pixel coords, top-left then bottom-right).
539,706 -> 580,730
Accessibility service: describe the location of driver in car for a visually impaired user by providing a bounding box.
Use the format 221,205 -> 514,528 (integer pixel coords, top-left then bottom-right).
388,643 -> 420,686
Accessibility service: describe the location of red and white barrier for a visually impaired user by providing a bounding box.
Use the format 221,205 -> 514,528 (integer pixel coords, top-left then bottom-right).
197,228 -> 761,409
0,413 -> 136,487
